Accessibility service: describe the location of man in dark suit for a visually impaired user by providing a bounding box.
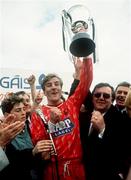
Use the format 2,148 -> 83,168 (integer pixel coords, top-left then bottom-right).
80,82 -> 131,180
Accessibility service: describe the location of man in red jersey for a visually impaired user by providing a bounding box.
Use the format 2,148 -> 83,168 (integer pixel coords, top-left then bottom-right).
30,57 -> 93,180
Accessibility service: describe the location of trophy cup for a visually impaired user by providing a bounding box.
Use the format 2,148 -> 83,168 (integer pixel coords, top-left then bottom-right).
61,4 -> 96,62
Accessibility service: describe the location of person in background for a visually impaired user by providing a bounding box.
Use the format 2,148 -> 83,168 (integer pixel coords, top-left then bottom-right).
0,94 -> 54,180
81,82 -> 131,180
125,86 -> 131,180
27,75 -> 44,111
115,81 -> 130,113
14,91 -> 32,116
15,90 -> 55,179
30,57 -> 93,180
125,86 -> 131,118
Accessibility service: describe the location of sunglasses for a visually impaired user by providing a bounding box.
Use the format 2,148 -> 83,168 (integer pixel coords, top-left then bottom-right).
94,92 -> 111,99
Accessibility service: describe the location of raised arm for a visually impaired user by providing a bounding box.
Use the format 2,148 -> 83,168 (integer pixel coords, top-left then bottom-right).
27,75 -> 36,104
68,56 -> 93,111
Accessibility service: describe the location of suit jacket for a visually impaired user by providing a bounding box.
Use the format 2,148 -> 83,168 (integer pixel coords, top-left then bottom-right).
79,105 -> 131,180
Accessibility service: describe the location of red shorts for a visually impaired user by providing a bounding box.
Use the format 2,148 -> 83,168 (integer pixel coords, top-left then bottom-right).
43,158 -> 86,180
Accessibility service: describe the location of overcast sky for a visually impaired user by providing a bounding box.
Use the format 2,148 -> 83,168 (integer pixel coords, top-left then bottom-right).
0,0 -> 131,92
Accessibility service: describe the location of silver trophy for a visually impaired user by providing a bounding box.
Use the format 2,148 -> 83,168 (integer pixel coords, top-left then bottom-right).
62,4 -> 96,62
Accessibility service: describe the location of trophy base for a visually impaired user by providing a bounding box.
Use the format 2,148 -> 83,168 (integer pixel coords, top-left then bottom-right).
70,32 -> 95,57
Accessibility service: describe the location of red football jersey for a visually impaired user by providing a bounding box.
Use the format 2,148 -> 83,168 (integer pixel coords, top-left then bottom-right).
30,58 -> 93,179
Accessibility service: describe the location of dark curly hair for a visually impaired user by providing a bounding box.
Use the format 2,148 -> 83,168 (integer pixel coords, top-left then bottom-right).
1,94 -> 24,114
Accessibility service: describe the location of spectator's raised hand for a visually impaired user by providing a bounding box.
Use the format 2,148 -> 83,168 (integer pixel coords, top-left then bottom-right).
27,75 -> 36,86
